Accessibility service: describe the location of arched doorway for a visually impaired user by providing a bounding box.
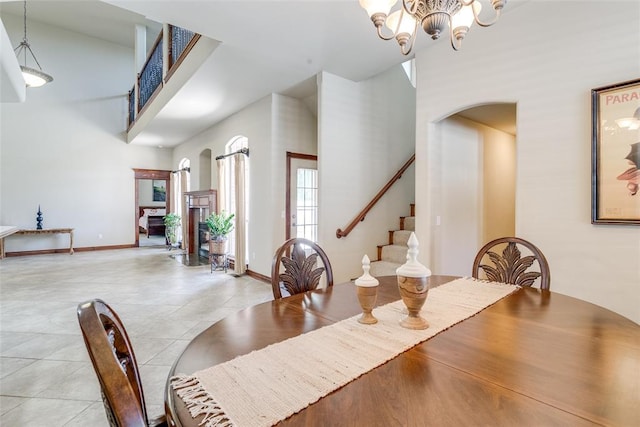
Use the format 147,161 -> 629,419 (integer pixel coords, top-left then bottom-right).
436,103 -> 516,276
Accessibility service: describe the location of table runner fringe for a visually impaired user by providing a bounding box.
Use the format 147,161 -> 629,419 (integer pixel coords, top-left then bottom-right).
171,374 -> 234,427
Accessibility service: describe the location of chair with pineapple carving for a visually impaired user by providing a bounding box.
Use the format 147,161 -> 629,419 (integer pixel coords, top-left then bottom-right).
472,237 -> 550,290
271,237 -> 334,299
77,299 -> 167,427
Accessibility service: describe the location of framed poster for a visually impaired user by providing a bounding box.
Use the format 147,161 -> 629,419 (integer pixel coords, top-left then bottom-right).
152,179 -> 166,202
592,79 -> 640,225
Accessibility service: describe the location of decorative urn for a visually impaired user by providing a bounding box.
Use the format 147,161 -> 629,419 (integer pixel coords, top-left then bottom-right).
354,255 -> 379,324
396,232 -> 432,330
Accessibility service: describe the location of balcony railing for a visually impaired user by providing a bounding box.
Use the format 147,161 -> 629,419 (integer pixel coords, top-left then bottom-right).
170,26 -> 195,68
128,24 -> 200,129
139,36 -> 163,111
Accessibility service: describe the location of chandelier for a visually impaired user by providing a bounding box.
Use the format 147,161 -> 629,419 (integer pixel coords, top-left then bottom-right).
359,0 -> 507,55
13,0 -> 53,87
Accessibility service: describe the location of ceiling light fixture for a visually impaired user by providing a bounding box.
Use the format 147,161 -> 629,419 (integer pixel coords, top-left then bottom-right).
13,0 -> 53,87
359,0 -> 507,55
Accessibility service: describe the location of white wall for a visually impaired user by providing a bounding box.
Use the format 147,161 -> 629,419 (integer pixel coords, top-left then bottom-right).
0,16 -> 172,252
172,93 -> 317,277
436,117 -> 482,276
271,92 -> 318,239
432,115 -> 516,276
483,123 -> 516,243
318,66 -> 416,282
415,1 -> 640,322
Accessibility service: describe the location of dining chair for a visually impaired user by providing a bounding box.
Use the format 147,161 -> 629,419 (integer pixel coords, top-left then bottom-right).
472,237 -> 551,289
271,237 -> 334,299
77,299 -> 167,427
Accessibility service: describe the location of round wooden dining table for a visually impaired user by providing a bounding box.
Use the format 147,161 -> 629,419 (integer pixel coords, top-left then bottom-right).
165,275 -> 640,426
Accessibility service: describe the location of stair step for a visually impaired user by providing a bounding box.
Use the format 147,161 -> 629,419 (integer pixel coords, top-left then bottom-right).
392,230 -> 412,246
402,216 -> 415,231
380,244 -> 408,264
369,260 -> 401,278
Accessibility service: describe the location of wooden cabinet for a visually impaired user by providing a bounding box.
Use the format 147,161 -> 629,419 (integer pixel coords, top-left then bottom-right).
147,216 -> 166,237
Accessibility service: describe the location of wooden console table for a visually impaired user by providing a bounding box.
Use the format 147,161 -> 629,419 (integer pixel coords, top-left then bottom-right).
0,226 -> 19,259
14,228 -> 74,255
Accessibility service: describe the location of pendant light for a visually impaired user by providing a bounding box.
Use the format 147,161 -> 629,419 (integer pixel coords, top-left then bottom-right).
13,0 -> 53,87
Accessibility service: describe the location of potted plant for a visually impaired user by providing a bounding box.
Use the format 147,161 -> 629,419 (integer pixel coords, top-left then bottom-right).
205,211 -> 234,254
163,213 -> 181,249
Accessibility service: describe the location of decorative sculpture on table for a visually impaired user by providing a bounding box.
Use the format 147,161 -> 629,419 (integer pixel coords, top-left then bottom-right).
355,255 -> 379,324
36,205 -> 43,229
396,232 -> 432,330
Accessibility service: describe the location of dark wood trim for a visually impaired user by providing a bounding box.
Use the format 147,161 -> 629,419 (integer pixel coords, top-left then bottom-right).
245,269 -> 270,283
6,244 -> 134,257
336,154 -> 415,239
285,152 -> 318,241
144,31 -> 164,67
133,169 -> 172,248
133,169 -> 171,180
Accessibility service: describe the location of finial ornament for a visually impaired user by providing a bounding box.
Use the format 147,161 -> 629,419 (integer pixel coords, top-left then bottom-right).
355,255 -> 379,288
396,232 -> 431,278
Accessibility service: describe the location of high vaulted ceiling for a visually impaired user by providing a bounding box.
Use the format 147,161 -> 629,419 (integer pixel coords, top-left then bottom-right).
1,0 -> 522,146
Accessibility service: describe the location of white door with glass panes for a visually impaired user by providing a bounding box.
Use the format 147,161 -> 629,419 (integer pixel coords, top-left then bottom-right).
289,158 -> 318,242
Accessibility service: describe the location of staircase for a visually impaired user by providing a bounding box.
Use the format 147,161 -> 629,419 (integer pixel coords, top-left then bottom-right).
369,204 -> 415,277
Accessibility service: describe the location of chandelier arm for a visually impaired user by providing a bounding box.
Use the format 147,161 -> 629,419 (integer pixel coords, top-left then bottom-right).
376,24 -> 397,41
467,0 -> 503,27
449,15 -> 462,51
402,0 -> 419,15
473,8 -> 502,27
399,19 -> 419,56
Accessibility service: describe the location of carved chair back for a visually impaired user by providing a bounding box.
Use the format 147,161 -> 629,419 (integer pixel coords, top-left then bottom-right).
271,238 -> 334,299
77,299 -> 151,427
472,237 -> 551,290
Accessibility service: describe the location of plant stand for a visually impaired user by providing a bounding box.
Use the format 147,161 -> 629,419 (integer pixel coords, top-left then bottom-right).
210,252 -> 228,273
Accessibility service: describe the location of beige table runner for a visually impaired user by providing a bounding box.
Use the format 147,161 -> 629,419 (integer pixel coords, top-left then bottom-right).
171,277 -> 518,427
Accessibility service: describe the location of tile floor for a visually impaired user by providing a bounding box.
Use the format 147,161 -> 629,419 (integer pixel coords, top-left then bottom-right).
0,247 -> 273,426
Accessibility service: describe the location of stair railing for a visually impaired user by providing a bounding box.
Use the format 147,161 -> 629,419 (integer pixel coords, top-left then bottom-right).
336,154 -> 415,239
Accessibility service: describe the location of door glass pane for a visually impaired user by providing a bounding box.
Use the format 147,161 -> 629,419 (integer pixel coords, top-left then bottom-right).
295,168 -> 318,242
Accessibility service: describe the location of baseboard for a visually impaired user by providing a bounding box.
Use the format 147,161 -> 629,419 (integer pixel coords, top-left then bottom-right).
246,269 -> 270,283
5,244 -> 135,257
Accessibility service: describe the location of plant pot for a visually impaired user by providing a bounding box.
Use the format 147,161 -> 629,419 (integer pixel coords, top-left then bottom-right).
165,226 -> 180,248
209,238 -> 228,255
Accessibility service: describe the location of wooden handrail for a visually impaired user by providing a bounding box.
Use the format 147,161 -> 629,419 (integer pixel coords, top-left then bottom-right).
336,154 -> 415,239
